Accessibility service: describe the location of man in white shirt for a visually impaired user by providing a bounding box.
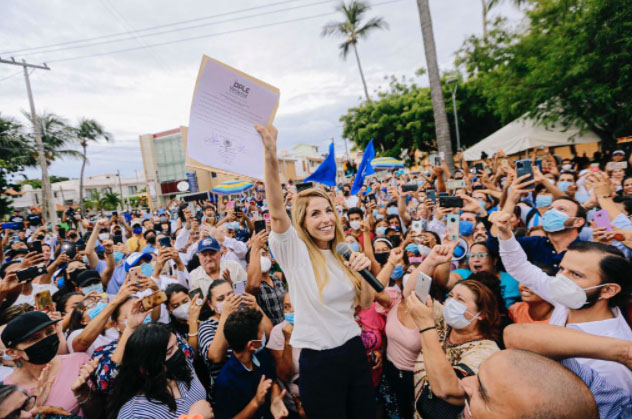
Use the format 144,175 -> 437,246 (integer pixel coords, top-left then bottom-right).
342,184 -> 359,208
492,211 -> 632,393
216,225 -> 248,270
189,237 -> 247,297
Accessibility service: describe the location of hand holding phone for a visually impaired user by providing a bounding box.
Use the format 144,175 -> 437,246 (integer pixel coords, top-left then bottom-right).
141,291 -> 167,311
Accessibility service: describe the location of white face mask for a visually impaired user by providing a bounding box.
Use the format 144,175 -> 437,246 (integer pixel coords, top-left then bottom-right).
349,220 -> 362,231
442,298 -> 479,329
171,302 -> 190,321
260,256 -> 272,273
418,245 -> 432,258
548,273 -> 609,309
98,233 -> 110,241
214,301 -> 225,315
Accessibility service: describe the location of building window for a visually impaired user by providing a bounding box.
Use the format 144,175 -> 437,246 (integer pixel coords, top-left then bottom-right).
53,192 -> 57,198
85,188 -> 97,198
128,185 -> 137,195
101,187 -> 112,194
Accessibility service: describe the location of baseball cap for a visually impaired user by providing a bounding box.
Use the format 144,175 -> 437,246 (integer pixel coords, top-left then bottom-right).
76,269 -> 102,287
1,312 -> 60,348
124,252 -> 153,272
613,150 -> 625,156
197,237 -> 220,253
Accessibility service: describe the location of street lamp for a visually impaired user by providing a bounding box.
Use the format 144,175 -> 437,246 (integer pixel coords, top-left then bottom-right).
447,77 -> 461,151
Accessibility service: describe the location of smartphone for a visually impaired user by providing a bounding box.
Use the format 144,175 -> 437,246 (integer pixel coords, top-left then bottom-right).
412,220 -> 423,235
607,161 -> 628,171
233,280 -> 246,295
593,209 -> 613,232
415,272 -> 432,302
296,182 -> 313,193
535,159 -> 543,171
16,265 -> 47,283
446,213 -> 460,242
58,228 -> 66,240
368,193 -> 376,202
129,266 -> 143,283
234,206 -> 242,214
402,183 -> 418,193
141,291 -> 167,311
453,179 -> 466,189
433,156 -> 442,166
226,201 -> 235,210
28,240 -> 42,254
515,159 -> 535,190
254,220 -> 266,234
426,189 -> 436,203
35,290 -> 54,312
439,196 -> 464,208
159,236 -> 171,248
60,241 -> 76,259
590,163 -> 600,172
113,234 -> 123,245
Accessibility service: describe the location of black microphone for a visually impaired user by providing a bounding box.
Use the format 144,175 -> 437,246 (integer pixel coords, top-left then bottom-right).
336,243 -> 385,293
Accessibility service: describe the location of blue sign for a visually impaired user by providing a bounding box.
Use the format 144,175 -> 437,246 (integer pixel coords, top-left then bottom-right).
186,172 -> 199,193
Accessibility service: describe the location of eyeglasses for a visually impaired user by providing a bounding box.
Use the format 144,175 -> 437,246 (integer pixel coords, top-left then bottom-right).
469,252 -> 488,259
6,394 -> 35,419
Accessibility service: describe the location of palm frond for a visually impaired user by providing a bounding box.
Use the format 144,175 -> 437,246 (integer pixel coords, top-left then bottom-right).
339,40 -> 353,59
356,16 -> 389,38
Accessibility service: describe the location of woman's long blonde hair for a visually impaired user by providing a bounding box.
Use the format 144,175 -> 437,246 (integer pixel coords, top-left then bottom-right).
292,188 -> 363,301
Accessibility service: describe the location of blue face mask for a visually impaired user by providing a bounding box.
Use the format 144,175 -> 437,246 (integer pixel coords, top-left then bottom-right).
542,208 -> 571,232
535,195 -> 553,209
349,242 -> 360,252
372,209 -> 379,218
390,265 -> 404,280
82,256 -> 89,265
375,214 -> 384,220
82,283 -> 104,295
87,301 -> 108,320
405,243 -> 419,255
141,263 -> 154,277
387,207 -> 398,215
284,313 -> 294,325
459,220 -> 474,236
143,314 -> 152,324
133,227 -> 142,234
557,181 -> 573,194
376,227 -> 387,236
113,251 -> 125,263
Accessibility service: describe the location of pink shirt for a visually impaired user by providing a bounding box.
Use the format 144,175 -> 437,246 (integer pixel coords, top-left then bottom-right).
378,287 -> 421,371
5,352 -> 89,415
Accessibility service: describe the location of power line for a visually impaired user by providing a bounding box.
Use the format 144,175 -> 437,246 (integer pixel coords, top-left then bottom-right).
0,0 -> 314,55
45,0 -> 404,64
18,0 -> 337,58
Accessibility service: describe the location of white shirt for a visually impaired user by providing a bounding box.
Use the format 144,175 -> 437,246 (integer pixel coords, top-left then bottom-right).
499,235 -> 632,393
221,237 -> 249,270
189,260 -> 247,297
12,283 -> 59,307
67,328 -> 117,356
269,225 -> 360,350
345,196 -> 359,208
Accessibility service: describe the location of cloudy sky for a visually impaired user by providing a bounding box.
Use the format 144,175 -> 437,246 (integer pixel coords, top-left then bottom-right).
0,0 -> 522,181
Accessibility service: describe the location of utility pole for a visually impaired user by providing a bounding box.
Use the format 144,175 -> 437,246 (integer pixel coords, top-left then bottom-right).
117,170 -> 126,211
0,57 -> 56,226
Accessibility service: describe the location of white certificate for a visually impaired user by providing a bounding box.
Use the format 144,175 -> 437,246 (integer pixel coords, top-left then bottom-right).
186,56 -> 280,180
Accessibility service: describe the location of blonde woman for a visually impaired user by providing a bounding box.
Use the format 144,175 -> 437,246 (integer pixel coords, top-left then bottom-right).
257,124 -> 376,417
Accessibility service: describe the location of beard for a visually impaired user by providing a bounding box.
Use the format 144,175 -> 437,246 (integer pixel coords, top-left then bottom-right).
582,288 -> 603,309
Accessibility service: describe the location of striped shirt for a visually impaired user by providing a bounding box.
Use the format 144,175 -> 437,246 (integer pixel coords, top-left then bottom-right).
116,368 -> 206,418
198,318 -> 231,400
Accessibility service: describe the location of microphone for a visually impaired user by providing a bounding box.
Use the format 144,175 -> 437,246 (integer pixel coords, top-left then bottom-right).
336,243 -> 385,293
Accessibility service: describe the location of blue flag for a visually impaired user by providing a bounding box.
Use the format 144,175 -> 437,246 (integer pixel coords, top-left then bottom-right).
305,142 -> 337,186
351,139 -> 375,195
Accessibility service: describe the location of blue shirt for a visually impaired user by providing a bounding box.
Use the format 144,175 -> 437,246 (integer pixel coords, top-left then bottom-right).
562,358 -> 632,418
452,269 -> 521,309
106,264 -> 127,295
488,235 -> 582,270
214,349 -> 277,419
141,244 -> 156,254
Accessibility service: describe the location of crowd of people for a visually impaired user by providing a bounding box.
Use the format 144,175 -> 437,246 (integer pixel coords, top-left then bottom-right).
0,129 -> 631,418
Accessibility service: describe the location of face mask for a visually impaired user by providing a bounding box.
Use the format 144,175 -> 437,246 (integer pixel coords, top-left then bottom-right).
82,255 -> 89,265
141,263 -> 154,277
418,245 -> 432,258
113,251 -> 124,263
68,233 -> 78,240
443,298 -> 479,329
376,227 -> 387,237
24,334 -> 60,365
214,301 -> 225,315
343,190 -> 350,197
548,273 -> 610,309
165,348 -> 187,377
542,208 -> 571,233
409,256 -> 424,263
349,220 -> 361,231
284,313 -> 295,325
375,214 -> 384,220
147,236 -> 156,245
374,252 -> 389,266
372,209 -> 379,218
252,333 -> 267,354
160,217 -> 167,222
172,302 -> 190,321
86,301 -> 108,319
133,227 -> 142,234
557,181 -> 573,194
349,242 -> 360,252
562,164 -> 573,171
387,207 -> 398,215
260,256 -> 272,273
535,195 -> 553,209
82,283 -> 104,295
98,233 -> 110,241
405,244 -> 419,255
459,220 -> 474,236
402,274 -> 410,288
390,265 -> 404,280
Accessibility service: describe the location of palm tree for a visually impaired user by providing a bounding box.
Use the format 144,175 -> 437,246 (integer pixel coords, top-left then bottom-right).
100,192 -> 121,211
415,0 -> 455,173
76,119 -> 112,216
483,0 -> 528,39
321,1 -> 388,102
90,190 -> 103,211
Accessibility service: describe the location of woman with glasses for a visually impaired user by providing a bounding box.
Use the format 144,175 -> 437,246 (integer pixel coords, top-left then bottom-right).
0,384 -> 35,419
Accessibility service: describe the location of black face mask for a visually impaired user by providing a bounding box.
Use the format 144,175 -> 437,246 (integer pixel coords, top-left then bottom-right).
165,348 -> 190,382
147,236 -> 156,245
24,334 -> 59,365
68,233 -> 78,240
374,252 -> 389,266
343,190 -> 350,197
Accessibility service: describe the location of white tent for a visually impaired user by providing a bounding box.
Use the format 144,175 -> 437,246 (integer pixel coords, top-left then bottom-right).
463,117 -> 601,161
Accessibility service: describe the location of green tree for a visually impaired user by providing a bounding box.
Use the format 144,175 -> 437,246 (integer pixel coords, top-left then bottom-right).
100,192 -> 121,211
0,116 -> 28,217
321,1 -> 388,102
76,119 -> 112,216
458,0 -> 632,146
90,190 -> 103,210
22,112 -> 82,164
483,0 -> 529,39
